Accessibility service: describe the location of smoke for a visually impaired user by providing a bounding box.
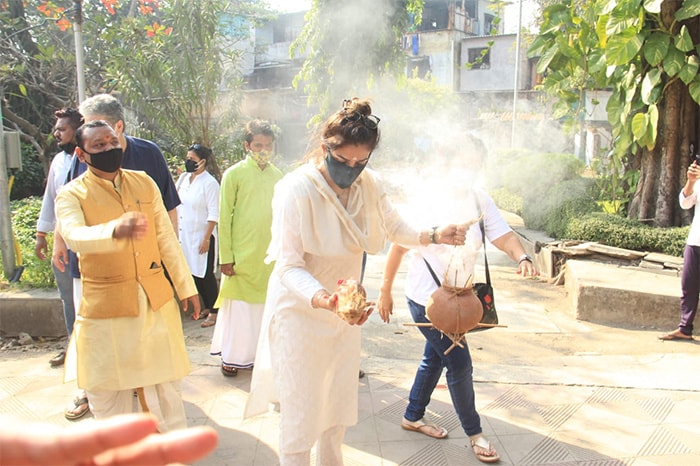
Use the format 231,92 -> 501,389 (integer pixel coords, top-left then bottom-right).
265,0 -> 580,240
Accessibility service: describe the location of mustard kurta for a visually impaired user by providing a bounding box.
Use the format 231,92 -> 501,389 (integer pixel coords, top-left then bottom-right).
56,169 -> 197,391
217,156 -> 283,304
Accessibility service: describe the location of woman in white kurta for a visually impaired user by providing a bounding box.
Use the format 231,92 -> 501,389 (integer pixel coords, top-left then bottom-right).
244,99 -> 468,466
175,144 -> 220,326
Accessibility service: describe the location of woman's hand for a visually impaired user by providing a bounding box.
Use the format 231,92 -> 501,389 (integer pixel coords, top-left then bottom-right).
198,237 -> 210,255
517,259 -> 539,278
436,224 -> 467,246
352,304 -> 374,326
689,162 -> 700,183
377,290 -> 393,323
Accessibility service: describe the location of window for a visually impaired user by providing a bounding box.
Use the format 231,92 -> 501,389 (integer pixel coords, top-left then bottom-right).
484,14 -> 495,34
467,47 -> 490,70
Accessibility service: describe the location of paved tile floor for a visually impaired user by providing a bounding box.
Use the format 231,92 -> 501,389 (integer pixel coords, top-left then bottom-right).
1,246 -> 700,465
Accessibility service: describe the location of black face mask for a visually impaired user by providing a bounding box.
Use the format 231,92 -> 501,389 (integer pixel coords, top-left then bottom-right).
185,159 -> 198,173
58,142 -> 77,155
324,149 -> 367,189
84,147 -> 123,173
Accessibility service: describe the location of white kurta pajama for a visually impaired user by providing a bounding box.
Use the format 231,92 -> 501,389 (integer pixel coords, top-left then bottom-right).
245,163 -> 423,460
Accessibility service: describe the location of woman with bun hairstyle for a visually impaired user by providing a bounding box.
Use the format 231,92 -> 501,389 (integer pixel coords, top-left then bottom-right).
245,98 -> 469,465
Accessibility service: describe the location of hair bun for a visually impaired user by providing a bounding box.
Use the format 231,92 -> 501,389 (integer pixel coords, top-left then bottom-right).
343,98 -> 372,117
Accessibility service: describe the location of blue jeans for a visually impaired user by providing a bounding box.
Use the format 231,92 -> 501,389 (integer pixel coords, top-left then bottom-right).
405,298 -> 482,436
53,263 -> 75,336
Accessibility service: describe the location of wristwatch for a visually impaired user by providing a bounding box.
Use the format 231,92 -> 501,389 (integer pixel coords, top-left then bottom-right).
518,253 -> 533,264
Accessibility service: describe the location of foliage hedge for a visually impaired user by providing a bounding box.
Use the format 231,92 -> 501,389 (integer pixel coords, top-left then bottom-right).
565,212 -> 688,257
488,151 -> 688,258
0,196 -> 55,288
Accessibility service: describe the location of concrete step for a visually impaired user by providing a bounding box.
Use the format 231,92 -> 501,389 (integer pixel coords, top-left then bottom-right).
0,288 -> 66,337
564,259 -> 680,329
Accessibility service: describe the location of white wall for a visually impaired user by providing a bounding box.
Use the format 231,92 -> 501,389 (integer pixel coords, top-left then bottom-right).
459,34 -> 528,92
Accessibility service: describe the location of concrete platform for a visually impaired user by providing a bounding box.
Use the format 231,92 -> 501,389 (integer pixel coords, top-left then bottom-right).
0,288 -> 65,337
565,260 -> 681,328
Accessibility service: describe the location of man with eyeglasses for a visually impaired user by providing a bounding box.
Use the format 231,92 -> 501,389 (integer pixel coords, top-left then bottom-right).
210,119 -> 283,377
55,94 -> 181,421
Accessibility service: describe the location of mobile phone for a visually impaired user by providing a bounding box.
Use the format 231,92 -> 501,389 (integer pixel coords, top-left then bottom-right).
695,154 -> 700,166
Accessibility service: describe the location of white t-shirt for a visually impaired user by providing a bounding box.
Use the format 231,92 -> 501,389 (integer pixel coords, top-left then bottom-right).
404,189 -> 511,306
681,183 -> 700,246
38,150 -> 73,233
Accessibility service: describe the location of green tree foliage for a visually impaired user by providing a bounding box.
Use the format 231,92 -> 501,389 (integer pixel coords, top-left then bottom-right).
6,196 -> 54,288
528,0 -> 700,227
101,0 -> 270,178
1,0 -> 260,186
0,0 -> 80,173
291,0 -> 425,118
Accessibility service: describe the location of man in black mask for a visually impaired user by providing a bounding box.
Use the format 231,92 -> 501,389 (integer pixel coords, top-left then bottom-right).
55,120 -> 200,432
57,94 -> 182,421
35,107 -> 83,368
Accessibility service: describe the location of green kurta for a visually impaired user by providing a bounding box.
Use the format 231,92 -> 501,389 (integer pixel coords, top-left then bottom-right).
217,156 -> 283,304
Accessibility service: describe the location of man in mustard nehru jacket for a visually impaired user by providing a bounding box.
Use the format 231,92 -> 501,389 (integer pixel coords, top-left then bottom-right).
55,120 -> 200,432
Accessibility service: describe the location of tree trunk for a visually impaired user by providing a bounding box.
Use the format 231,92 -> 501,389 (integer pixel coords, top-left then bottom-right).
628,1 -> 699,227
655,79 -> 682,227
629,82 -> 697,227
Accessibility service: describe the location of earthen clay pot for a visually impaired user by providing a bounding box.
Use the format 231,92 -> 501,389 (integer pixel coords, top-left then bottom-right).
426,285 -> 483,334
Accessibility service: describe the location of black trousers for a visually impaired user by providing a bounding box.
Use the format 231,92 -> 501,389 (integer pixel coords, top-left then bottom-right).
193,235 -> 219,313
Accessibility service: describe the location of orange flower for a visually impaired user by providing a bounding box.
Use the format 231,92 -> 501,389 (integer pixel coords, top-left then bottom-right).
100,0 -> 119,15
56,18 -> 72,31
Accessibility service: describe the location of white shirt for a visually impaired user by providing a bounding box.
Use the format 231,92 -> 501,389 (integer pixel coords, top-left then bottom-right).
37,150 -> 73,233
175,171 -> 220,277
404,190 -> 512,306
680,183 -> 700,245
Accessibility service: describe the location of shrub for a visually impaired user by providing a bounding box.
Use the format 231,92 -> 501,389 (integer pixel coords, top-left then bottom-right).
10,143 -> 46,200
541,178 -> 600,237
490,188 -> 523,216
501,152 -> 585,199
0,196 -> 55,288
564,212 -> 688,257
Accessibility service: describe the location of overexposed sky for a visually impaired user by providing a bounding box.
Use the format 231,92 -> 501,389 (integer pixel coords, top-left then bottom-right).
264,0 -> 537,32
266,0 -> 311,13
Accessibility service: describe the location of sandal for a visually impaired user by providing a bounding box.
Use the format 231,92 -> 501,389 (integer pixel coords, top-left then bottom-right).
401,417 -> 448,439
658,330 -> 694,341
201,313 -> 217,328
64,395 -> 90,421
470,435 -> 500,463
221,364 -> 238,377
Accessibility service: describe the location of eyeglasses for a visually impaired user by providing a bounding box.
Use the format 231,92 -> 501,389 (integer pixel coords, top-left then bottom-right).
340,110 -> 381,130
188,144 -> 203,151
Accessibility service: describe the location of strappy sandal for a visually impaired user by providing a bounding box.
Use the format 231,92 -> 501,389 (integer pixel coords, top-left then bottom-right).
401,417 -> 448,439
65,395 -> 90,421
470,435 -> 500,463
201,312 -> 217,328
221,364 -> 238,377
